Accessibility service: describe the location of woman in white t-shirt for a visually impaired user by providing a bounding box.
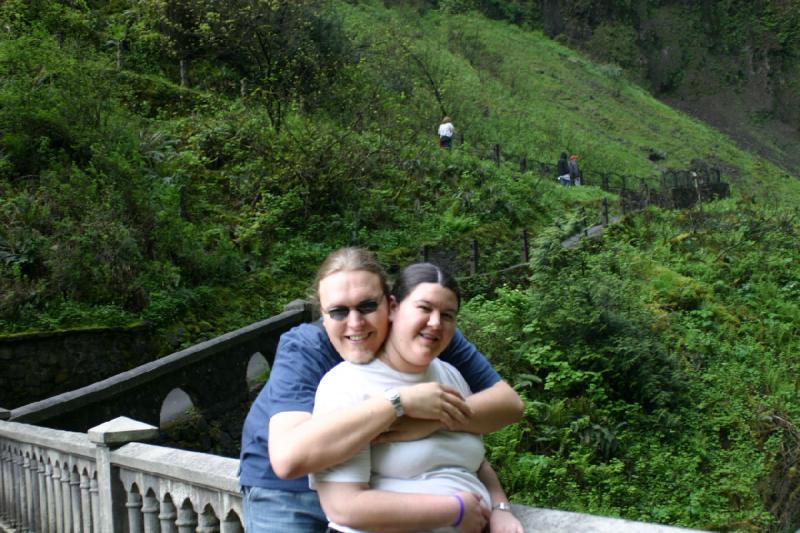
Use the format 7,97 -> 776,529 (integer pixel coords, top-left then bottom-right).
311,263 -> 524,533
438,117 -> 454,149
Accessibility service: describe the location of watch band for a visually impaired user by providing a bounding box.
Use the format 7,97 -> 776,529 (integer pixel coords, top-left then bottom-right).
384,388 -> 404,417
492,502 -> 512,512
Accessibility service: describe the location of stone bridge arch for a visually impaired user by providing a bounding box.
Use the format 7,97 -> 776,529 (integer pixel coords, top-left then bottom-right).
8,301 -> 313,438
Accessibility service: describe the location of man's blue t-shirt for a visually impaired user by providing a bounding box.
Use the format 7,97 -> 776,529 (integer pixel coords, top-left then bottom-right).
238,322 -> 501,491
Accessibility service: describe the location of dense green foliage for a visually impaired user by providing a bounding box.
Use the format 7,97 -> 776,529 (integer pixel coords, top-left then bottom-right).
2,0 -> 800,530
465,201 -> 800,531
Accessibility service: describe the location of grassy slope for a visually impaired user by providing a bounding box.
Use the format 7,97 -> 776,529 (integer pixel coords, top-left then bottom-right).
341,2 -> 800,203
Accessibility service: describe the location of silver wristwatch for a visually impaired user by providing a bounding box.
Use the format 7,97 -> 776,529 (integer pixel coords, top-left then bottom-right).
384,388 -> 404,417
492,502 -> 512,512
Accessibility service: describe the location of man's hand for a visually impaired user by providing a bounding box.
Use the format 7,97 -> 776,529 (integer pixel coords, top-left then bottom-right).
398,382 -> 472,429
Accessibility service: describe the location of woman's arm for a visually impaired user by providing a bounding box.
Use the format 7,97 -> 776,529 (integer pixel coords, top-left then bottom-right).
375,380 -> 523,443
477,461 -> 525,533
315,482 -> 490,533
270,382 -> 472,479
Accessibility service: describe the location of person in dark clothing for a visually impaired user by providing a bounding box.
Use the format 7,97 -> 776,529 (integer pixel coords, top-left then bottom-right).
556,152 -> 570,186
568,155 -> 581,186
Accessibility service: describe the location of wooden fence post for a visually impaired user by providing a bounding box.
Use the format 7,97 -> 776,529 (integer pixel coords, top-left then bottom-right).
579,207 -> 588,236
493,144 -> 500,166
621,175 -> 627,192
519,229 -> 529,263
519,158 -> 527,173
601,198 -> 609,225
470,240 -> 479,275
459,132 -> 464,145
179,59 -> 188,87
422,245 -> 430,263
602,174 -> 609,191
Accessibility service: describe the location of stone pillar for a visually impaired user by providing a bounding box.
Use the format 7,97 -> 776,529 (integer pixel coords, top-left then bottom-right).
61,464 -> 73,532
220,513 -> 243,533
88,417 -> 159,533
24,455 -> 34,531
142,492 -> 159,533
197,506 -> 220,533
90,477 -> 100,533
159,498 -> 177,533
126,490 -> 143,533
12,450 -> 22,530
70,470 -> 82,533
80,471 -> 92,533
37,458 -> 48,531
52,463 -> 63,533
175,503 -> 197,533
46,463 -> 56,532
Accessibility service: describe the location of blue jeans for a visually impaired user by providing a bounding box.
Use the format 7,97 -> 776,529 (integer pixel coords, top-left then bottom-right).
242,486 -> 327,533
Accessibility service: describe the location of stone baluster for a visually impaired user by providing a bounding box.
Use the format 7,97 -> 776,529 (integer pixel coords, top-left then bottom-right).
175,503 -> 197,533
141,492 -> 159,533
62,465 -> 73,532
220,513 -> 243,533
197,506 -> 220,533
159,498 -> 177,533
14,450 -> 25,531
126,490 -> 143,533
89,477 -> 100,533
52,463 -> 64,532
0,446 -> 5,521
80,471 -> 92,533
46,463 -> 57,532
1,447 -> 9,525
0,447 -> 7,525
24,455 -> 35,532
70,470 -> 82,533
28,455 -> 41,532
37,458 -> 48,532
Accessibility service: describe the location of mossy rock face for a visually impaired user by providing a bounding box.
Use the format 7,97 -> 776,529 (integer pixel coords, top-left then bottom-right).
649,266 -> 708,311
116,71 -> 211,116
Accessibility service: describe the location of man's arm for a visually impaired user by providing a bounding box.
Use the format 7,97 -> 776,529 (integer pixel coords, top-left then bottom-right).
315,482 -> 489,533
376,380 -> 523,443
269,382 -> 473,479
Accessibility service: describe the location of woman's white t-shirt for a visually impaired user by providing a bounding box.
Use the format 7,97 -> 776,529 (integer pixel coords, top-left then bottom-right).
310,358 -> 488,533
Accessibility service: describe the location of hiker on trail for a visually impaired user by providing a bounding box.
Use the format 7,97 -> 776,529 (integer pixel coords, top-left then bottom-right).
438,116 -> 454,149
568,155 -> 581,186
556,152 -> 571,186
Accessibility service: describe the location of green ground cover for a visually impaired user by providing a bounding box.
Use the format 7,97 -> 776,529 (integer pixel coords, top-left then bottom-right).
1,1 -> 799,529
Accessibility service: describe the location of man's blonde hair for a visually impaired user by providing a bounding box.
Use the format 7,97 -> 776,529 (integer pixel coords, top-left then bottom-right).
312,247 -> 389,307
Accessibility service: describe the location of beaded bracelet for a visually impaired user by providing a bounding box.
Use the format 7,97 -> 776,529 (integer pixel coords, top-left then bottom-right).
452,494 -> 465,527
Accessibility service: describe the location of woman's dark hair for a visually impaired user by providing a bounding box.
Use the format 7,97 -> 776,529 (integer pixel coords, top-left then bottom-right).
392,263 -> 461,309
560,151 -> 568,159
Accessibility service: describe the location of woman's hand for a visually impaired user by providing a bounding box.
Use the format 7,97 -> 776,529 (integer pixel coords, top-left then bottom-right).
488,507 -> 525,533
456,492 -> 490,533
398,382 -> 472,429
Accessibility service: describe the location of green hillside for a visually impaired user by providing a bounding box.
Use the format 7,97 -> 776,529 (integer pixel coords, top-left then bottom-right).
2,1 -> 799,530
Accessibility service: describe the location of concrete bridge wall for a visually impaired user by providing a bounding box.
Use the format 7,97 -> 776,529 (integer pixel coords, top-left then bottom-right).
7,301 -> 312,433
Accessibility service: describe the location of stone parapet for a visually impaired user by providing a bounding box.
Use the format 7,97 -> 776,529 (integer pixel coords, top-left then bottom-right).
1,417 -> 711,533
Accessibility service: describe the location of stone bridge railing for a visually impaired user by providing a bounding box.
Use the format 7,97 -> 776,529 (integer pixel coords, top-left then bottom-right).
0,416 -> 243,533
6,300 -> 312,433
1,415 -> 709,533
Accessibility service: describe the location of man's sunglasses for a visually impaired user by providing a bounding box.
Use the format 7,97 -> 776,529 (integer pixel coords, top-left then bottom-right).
325,298 -> 383,321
